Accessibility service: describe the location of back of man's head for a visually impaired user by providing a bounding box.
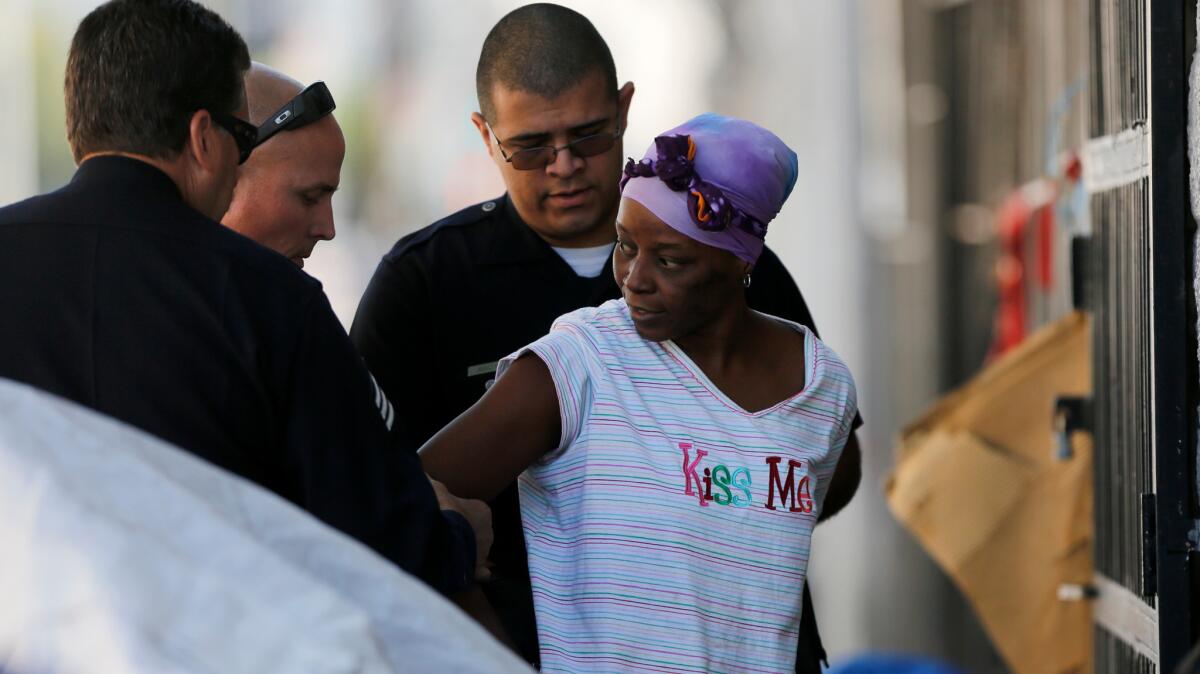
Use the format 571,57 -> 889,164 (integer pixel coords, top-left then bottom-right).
244,64 -> 306,128
475,3 -> 617,121
65,0 -> 250,163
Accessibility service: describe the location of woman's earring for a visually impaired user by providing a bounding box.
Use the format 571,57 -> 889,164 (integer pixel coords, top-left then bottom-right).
742,272 -> 752,288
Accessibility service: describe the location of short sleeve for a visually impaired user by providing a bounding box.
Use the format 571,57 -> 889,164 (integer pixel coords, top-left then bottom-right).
497,320 -> 597,460
812,351 -> 858,513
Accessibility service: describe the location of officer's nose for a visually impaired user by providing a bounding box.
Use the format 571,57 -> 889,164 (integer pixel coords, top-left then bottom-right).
312,203 -> 335,241
546,144 -> 584,179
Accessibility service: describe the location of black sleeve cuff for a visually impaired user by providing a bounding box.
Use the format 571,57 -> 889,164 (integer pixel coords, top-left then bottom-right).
437,509 -> 477,594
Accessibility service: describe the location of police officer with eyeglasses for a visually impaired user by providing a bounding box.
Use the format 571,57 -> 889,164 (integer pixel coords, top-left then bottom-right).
351,4 -> 862,669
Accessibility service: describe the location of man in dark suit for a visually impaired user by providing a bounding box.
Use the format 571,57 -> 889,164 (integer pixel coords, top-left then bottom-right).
0,0 -> 488,597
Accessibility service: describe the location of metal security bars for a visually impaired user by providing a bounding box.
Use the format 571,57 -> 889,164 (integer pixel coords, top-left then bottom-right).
1086,0 -> 1195,670
897,0 -> 1194,668
1088,179 -> 1158,671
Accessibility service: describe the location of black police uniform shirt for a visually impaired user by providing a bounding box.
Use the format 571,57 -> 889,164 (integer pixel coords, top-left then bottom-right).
0,156 -> 474,595
351,194 -> 853,668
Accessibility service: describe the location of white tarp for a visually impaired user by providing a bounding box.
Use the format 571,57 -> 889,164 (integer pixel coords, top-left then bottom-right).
0,378 -> 531,674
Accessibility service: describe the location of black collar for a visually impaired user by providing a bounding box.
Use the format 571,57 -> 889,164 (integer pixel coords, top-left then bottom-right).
480,194 -> 618,273
478,194 -> 564,266
66,155 -> 224,239
71,155 -> 185,203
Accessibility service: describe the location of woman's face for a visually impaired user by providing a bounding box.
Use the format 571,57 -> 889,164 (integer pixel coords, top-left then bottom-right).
613,197 -> 747,342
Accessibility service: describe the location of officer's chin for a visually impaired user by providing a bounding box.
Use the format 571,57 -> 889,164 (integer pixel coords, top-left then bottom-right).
542,208 -> 604,239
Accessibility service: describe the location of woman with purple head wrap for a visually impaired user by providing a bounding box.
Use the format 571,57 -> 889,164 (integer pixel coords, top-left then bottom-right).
422,114 -> 858,672
614,112 -> 799,342
620,112 -> 797,267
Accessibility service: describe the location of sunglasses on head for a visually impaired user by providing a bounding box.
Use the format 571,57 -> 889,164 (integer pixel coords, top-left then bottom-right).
208,82 -> 336,165
255,81 -> 337,146
209,111 -> 258,164
486,119 -> 623,170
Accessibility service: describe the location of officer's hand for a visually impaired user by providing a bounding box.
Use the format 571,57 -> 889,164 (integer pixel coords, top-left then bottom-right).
429,476 -> 494,581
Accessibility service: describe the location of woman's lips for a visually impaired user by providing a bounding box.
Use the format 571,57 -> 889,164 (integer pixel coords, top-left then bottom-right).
628,304 -> 663,318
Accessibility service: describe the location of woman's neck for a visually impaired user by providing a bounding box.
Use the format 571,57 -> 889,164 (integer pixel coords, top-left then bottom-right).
672,299 -> 757,375
669,300 -> 808,414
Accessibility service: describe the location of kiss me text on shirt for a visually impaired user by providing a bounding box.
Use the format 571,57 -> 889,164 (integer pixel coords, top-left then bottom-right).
679,442 -> 814,513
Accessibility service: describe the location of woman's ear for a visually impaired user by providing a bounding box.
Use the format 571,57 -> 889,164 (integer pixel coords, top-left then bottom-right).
738,262 -> 755,289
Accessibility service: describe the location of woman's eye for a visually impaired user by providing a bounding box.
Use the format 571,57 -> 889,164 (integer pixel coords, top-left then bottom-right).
659,257 -> 681,268
617,241 -> 636,255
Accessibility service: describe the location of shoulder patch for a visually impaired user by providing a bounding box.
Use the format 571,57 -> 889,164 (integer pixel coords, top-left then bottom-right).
366,370 -> 395,431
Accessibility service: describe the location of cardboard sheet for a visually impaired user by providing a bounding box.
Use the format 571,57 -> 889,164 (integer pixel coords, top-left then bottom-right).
886,312 -> 1093,673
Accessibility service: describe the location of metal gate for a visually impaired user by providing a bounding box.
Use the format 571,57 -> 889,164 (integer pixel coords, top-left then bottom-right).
1086,0 -> 1195,669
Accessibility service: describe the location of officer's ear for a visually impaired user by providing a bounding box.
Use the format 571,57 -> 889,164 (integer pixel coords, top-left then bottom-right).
617,81 -> 635,131
469,112 -> 496,159
184,110 -> 228,174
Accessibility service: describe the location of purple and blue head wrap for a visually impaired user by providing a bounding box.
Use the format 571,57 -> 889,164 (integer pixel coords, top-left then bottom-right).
620,113 -> 798,265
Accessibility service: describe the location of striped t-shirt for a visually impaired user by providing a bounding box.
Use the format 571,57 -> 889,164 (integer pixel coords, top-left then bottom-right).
498,299 -> 857,673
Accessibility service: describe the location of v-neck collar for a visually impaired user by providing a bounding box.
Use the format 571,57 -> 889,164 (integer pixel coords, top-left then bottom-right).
660,317 -> 816,418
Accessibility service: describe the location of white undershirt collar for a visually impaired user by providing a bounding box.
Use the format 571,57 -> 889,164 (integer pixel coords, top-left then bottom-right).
551,243 -> 615,278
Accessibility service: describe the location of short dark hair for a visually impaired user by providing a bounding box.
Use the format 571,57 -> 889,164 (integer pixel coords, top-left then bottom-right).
64,0 -> 251,162
476,3 -> 618,122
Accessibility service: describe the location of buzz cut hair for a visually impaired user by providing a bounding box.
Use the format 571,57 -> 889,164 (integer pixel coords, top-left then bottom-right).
475,3 -> 618,122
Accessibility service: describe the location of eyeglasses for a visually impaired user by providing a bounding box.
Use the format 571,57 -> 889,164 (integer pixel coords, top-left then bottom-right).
209,110 -> 258,164
255,81 -> 337,146
486,120 -> 623,170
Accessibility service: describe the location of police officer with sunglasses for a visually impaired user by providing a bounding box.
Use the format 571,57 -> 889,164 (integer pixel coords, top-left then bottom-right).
0,0 -> 489,602
223,66 -> 341,269
351,5 -> 861,669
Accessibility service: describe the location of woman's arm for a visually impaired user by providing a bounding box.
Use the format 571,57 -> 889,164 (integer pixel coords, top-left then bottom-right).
419,353 -> 562,501
818,432 -> 861,522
